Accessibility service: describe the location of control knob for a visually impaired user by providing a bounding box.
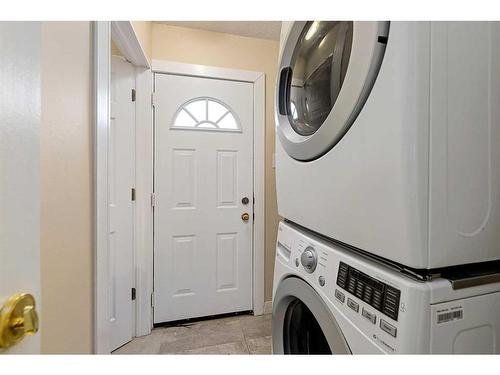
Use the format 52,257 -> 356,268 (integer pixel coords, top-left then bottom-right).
300,246 -> 317,273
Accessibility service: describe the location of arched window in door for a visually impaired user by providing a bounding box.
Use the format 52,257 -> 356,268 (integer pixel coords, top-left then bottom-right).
172,97 -> 240,132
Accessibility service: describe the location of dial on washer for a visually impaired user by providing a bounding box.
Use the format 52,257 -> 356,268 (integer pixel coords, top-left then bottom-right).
301,246 -> 318,273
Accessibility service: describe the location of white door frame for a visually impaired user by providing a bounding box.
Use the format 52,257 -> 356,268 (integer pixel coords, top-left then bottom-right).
152,59 -> 266,319
93,21 -> 152,354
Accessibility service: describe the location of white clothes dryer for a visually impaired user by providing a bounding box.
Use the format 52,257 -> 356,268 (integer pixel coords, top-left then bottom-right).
272,221 -> 500,354
275,21 -> 500,269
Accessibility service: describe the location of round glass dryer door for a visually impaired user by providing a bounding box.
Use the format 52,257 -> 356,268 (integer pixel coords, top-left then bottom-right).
272,277 -> 351,354
288,21 -> 353,137
283,298 -> 332,354
276,21 -> 390,161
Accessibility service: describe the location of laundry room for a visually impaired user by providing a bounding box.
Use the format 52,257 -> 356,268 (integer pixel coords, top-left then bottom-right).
1,0 -> 500,373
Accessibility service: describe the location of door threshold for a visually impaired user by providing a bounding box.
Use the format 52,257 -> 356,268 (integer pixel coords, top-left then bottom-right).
153,310 -> 253,328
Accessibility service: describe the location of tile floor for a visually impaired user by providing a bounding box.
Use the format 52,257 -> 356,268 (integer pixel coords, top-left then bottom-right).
112,313 -> 272,355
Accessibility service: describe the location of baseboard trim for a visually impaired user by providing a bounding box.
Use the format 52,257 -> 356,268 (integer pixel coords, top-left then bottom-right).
263,300 -> 273,315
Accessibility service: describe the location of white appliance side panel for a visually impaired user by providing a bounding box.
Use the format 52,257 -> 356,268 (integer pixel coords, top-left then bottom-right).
276,22 -> 431,268
430,291 -> 500,354
429,22 -> 500,267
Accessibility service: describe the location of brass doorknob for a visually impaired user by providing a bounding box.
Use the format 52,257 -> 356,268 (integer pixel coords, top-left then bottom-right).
241,212 -> 250,222
0,293 -> 39,350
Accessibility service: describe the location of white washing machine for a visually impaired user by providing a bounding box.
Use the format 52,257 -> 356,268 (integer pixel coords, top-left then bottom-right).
272,221 -> 500,354
275,21 -> 500,269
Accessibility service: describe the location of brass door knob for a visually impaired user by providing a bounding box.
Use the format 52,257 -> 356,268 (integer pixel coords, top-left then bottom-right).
241,212 -> 250,222
0,293 -> 39,350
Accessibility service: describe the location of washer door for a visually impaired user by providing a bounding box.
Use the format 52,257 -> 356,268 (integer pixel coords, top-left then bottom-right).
276,21 -> 389,161
272,277 -> 351,354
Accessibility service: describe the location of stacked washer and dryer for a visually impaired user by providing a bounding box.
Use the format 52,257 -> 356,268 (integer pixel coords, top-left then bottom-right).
272,21 -> 500,354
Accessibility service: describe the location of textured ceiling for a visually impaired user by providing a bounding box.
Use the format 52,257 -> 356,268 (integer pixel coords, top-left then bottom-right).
154,21 -> 282,41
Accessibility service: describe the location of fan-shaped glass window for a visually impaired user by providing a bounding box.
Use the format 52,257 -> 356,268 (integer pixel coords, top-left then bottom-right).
172,98 -> 240,132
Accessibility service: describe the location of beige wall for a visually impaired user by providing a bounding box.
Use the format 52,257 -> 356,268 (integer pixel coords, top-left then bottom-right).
152,24 -> 280,302
41,22 -> 93,354
132,21 -> 153,63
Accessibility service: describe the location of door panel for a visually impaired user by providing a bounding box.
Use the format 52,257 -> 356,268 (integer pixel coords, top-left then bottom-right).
154,73 -> 253,323
171,148 -> 196,208
0,22 -> 41,354
216,232 -> 238,291
109,56 -> 135,350
217,150 -> 238,207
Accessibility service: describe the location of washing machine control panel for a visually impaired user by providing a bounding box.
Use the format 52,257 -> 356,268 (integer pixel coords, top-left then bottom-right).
336,262 -> 401,321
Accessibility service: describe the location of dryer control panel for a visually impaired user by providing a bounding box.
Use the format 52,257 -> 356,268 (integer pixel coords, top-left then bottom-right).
336,262 -> 401,321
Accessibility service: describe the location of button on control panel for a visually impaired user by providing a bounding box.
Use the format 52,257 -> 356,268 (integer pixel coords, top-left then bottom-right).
380,319 -> 397,337
336,261 -> 401,321
335,289 -> 345,303
347,298 -> 359,313
318,276 -> 325,287
382,286 -> 400,321
362,307 -> 376,324
337,262 -> 349,288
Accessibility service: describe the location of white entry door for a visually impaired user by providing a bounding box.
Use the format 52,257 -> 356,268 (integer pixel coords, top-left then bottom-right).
109,56 -> 136,350
154,73 -> 254,323
0,22 -> 41,354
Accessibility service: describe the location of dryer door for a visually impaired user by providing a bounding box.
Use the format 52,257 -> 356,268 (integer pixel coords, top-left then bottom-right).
276,21 -> 389,161
272,277 -> 351,354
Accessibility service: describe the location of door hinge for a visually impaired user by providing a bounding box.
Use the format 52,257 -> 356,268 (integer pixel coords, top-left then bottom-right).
131,88 -> 136,102
151,92 -> 156,107
131,188 -> 136,201
131,288 -> 136,301
252,196 -> 255,222
151,292 -> 155,307
151,192 -> 156,207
